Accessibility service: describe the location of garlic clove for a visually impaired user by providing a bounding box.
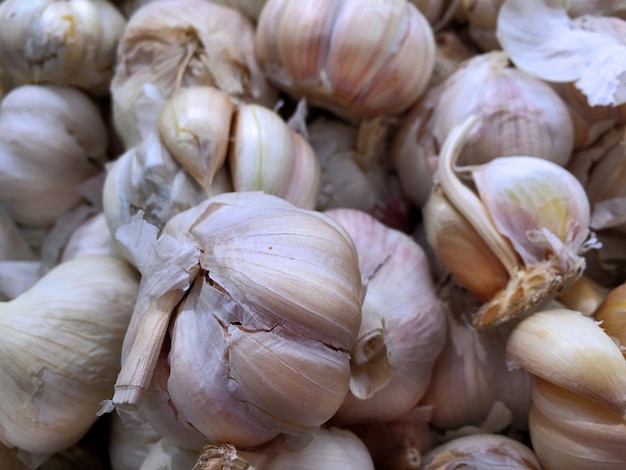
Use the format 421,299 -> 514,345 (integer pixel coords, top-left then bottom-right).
557,275 -> 610,316
158,86 -> 234,195
594,283 -> 626,358
255,0 -> 436,121
496,0 -> 626,107
507,308 -> 626,415
230,103 -> 321,209
530,377 -> 626,470
422,433 -> 541,469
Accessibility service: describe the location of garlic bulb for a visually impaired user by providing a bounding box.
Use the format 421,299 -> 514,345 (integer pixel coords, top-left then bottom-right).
111,0 -> 277,148
593,283 -> 626,358
420,283 -> 532,432
194,427 -> 375,469
529,377 -> 626,470
0,85 -> 108,228
108,192 -> 362,449
0,256 -> 139,456
325,208 -> 446,423
423,116 -> 593,328
507,308 -> 626,415
392,51 -> 574,208
255,0 -> 436,121
422,433 -> 541,469
113,0 -> 268,22
0,206 -> 36,262
0,0 -> 126,94
429,31 -> 476,87
109,413 -> 161,470
138,439 -> 198,470
60,213 -> 118,263
497,0 -> 626,107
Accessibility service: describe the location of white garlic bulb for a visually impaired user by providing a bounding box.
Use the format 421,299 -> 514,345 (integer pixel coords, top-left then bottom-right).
0,256 -> 139,456
109,192 -> 363,450
0,84 -> 108,228
111,0 -> 277,148
0,0 -> 126,94
326,208 -> 447,424
255,0 -> 436,121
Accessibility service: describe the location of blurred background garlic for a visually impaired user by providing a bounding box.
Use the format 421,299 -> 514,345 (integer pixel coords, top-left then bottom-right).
460,0 -> 505,51
255,0 -> 436,121
422,116 -> 593,328
0,84 -> 109,231
409,0 -> 465,29
109,413 -> 161,470
326,208 -> 446,424
422,433 -> 541,469
104,86 -> 319,248
111,0 -> 277,148
392,51 -> 574,208
0,0 -> 126,95
420,282 -> 532,434
0,256 -> 139,462
194,427 -> 375,469
109,192 -> 363,450
112,0 -> 268,22
308,116 -> 413,231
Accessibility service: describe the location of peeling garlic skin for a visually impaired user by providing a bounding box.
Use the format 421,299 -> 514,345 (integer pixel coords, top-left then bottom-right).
255,0 -> 436,120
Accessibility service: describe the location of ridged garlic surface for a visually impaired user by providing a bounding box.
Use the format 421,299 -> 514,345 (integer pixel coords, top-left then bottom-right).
326,208 -> 446,424
255,0 -> 436,120
111,0 -> 277,148
0,0 -> 126,94
393,51 -> 574,207
110,192 -> 362,449
0,85 -> 108,228
0,256 -> 139,455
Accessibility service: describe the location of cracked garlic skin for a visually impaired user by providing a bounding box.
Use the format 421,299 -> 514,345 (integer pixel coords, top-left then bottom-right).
0,256 -> 139,456
113,192 -> 363,449
0,0 -> 126,95
255,0 -> 435,121
111,0 -> 277,148
0,84 -> 108,229
325,208 -> 446,424
423,116 -> 593,328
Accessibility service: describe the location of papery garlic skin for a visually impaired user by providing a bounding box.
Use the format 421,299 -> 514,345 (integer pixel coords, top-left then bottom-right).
0,0 -> 126,94
393,51 -> 574,207
255,0 -> 436,120
111,0 -> 277,148
0,85 -> 108,228
326,208 -> 447,424
423,433 -> 541,469
530,378 -> 626,470
0,256 -> 139,455
507,308 -> 626,415
116,192 -> 363,449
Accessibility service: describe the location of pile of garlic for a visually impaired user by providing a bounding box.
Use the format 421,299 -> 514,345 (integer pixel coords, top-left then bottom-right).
1,0 -> 626,469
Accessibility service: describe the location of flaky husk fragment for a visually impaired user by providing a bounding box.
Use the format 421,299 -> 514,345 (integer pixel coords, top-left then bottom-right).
0,0 -> 126,94
111,0 -> 277,148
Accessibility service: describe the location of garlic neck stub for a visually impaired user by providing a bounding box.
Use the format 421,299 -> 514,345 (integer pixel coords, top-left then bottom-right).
255,0 -> 436,121
423,115 -> 594,329
0,256 -> 139,456
0,0 -> 126,95
110,192 -> 363,449
325,208 -> 447,424
111,0 -> 277,148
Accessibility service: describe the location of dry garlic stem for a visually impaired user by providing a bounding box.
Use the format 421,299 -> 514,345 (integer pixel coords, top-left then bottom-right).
0,256 -> 139,456
108,192 -> 362,449
326,208 -> 446,424
393,51 -> 574,207
529,378 -> 626,470
422,433 -> 541,469
497,0 -> 626,107
507,308 -> 626,415
255,0 -> 435,121
0,85 -> 108,228
424,115 -> 593,328
111,0 -> 277,148
0,0 -> 125,94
